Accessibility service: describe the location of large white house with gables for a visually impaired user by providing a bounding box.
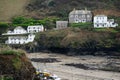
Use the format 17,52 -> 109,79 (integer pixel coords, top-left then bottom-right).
94,15 -> 118,28
69,8 -> 92,23
3,25 -> 44,44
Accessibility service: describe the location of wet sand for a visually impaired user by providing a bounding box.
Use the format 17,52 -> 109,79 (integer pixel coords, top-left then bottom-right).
27,52 -> 120,80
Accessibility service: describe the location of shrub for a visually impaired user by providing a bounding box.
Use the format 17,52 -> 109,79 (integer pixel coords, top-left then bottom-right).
48,1 -> 56,7
0,48 -> 25,56
0,76 -> 13,80
70,22 -> 93,30
0,22 -> 9,34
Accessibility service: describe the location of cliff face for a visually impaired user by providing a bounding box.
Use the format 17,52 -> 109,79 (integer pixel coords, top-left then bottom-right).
17,28 -> 120,56
0,48 -> 35,80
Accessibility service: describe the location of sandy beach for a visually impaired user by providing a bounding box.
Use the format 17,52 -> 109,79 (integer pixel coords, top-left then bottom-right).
27,52 -> 120,80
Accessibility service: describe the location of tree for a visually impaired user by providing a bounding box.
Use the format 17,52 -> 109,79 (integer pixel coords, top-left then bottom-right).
0,22 -> 9,35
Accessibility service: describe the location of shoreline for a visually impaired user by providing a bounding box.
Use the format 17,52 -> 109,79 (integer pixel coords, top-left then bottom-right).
27,52 -> 120,80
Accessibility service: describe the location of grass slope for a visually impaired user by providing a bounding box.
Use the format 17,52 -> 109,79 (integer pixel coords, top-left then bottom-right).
0,0 -> 30,21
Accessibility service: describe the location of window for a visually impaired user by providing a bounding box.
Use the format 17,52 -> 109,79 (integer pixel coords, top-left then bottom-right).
87,15 -> 90,18
97,24 -> 99,27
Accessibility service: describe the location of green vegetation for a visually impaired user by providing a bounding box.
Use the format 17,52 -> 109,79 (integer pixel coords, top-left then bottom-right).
12,57 -> 22,70
0,76 -> 13,80
0,48 -> 25,56
93,28 -> 119,33
12,16 -> 59,29
0,47 -> 36,80
0,22 -> 9,35
108,16 -> 120,28
33,28 -> 119,54
70,22 -> 93,30
12,16 -> 42,28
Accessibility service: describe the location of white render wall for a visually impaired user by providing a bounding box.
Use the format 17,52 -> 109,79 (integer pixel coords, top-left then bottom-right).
3,26 -> 27,35
3,25 -> 44,44
27,25 -> 44,33
14,27 -> 27,34
3,25 -> 44,35
94,15 -> 118,28
6,34 -> 35,44
69,10 -> 92,23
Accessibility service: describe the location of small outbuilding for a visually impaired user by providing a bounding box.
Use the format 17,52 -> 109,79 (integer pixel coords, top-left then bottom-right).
56,21 -> 68,29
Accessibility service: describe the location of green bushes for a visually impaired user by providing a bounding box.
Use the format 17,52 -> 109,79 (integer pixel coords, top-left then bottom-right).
35,28 -> 115,49
0,48 -> 25,56
12,16 -> 59,29
0,22 -> 9,35
12,16 -> 40,28
48,1 -> 56,7
70,22 -> 93,30
93,28 -> 118,33
108,16 -> 120,27
0,76 -> 13,80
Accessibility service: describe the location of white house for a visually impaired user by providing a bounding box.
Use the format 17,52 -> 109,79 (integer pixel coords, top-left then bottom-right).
56,21 -> 68,29
5,34 -> 35,44
27,34 -> 35,43
69,8 -> 92,23
2,26 -> 27,35
3,25 -> 44,44
27,25 -> 44,33
14,26 -> 27,34
94,15 -> 118,28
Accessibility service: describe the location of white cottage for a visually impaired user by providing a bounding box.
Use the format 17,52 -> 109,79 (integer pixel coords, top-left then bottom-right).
3,25 -> 44,44
27,25 -> 44,33
5,34 -> 35,44
94,15 -> 118,28
14,26 -> 27,34
2,26 -> 27,35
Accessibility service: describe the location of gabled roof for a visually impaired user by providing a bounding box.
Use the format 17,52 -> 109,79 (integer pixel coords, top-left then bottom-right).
94,15 -> 107,17
28,25 -> 43,28
56,21 -> 68,23
69,9 -> 91,15
14,26 -> 25,30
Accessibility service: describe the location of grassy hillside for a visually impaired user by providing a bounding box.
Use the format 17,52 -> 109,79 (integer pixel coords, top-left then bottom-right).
0,0 -> 30,21
26,0 -> 120,19
0,0 -> 120,21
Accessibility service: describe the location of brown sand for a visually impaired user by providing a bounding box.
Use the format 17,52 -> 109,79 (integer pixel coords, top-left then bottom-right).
27,52 -> 120,80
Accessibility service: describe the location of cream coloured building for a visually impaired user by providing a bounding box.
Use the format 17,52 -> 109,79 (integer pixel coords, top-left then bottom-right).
69,9 -> 92,23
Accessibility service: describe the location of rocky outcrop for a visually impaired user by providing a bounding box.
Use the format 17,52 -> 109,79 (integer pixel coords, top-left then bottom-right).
0,49 -> 36,80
